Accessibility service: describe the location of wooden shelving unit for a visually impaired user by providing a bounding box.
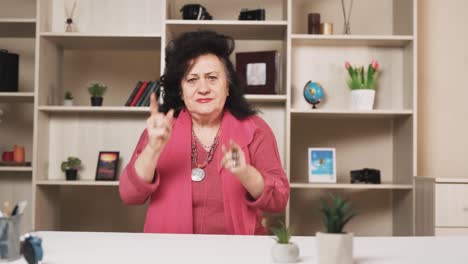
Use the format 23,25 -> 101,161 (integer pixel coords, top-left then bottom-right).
1,0 -> 417,236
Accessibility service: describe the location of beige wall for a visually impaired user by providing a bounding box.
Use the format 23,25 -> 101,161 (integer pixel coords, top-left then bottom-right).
418,0 -> 468,178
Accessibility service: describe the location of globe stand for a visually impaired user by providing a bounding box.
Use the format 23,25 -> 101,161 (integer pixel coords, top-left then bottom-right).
311,101 -> 320,109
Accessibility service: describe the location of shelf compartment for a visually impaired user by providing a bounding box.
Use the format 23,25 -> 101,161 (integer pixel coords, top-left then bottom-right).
0,92 -> 35,103
291,0 -> 414,36
0,19 -> 36,37
289,188 -> 412,236
39,33 -> 162,50
165,20 -> 287,40
290,115 -> 414,186
291,35 -> 413,47
36,180 -> 118,186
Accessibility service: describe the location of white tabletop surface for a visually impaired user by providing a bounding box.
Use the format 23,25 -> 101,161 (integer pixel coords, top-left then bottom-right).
9,231 -> 468,264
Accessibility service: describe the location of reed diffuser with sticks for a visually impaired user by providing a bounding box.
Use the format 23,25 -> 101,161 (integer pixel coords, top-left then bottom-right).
341,0 -> 354,34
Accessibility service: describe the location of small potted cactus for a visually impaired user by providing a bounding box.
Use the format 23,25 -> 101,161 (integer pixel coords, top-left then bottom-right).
87,82 -> 107,106
317,193 -> 357,264
63,91 -> 74,106
270,221 -> 300,263
61,156 -> 82,180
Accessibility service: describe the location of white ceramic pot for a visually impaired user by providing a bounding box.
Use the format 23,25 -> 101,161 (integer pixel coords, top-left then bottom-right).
350,89 -> 375,110
316,232 -> 353,264
271,242 -> 300,263
63,99 -> 73,106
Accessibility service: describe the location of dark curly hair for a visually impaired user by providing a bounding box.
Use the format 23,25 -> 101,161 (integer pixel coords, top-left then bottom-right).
160,30 -> 257,119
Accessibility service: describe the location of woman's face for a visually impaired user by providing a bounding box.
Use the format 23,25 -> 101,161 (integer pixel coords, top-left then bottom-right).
181,54 -> 229,120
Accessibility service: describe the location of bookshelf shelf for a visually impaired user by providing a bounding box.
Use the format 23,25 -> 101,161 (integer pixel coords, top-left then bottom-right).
0,166 -> 33,172
0,19 -> 36,37
290,181 -> 413,190
291,35 -> 413,47
39,33 -> 162,50
38,106 -> 150,114
36,180 -> 119,186
0,92 -> 35,103
290,109 -> 413,118
165,20 -> 287,40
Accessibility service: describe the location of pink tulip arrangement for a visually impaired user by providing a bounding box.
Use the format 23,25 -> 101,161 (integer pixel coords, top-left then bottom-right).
345,60 -> 379,90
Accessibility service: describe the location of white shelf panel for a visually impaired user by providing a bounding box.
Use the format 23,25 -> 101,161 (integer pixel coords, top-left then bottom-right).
36,180 -> 118,186
245,94 -> 286,103
0,166 -> 33,172
39,32 -> 162,50
290,109 -> 413,118
290,182 -> 413,190
0,92 -> 35,103
165,20 -> 287,40
291,34 -> 413,47
0,19 -> 36,37
38,106 -> 150,114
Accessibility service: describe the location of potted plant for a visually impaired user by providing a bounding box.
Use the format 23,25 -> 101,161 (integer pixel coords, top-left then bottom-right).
317,193 -> 357,264
345,60 -> 379,110
63,91 -> 74,106
270,221 -> 300,263
87,82 -> 107,106
61,156 -> 82,181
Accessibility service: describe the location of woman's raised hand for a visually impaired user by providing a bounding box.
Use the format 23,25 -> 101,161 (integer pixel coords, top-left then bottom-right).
146,93 -> 174,152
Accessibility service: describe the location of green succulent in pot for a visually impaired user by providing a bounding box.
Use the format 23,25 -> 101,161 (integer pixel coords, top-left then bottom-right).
61,156 -> 82,181
87,82 -> 107,106
319,193 -> 357,233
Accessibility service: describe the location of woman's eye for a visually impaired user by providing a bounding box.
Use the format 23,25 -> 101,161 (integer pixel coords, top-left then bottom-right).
208,76 -> 217,81
187,78 -> 197,84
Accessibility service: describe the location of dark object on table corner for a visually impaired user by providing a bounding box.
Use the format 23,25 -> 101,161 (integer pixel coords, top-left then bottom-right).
350,168 -> 381,184
21,234 -> 43,264
239,8 -> 265,20
180,4 -> 213,20
0,49 -> 19,92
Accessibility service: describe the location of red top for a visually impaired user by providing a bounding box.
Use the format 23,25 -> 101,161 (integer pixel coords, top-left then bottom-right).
119,109 -> 289,235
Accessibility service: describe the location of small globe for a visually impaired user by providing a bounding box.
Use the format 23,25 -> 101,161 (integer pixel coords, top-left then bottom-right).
303,81 -> 324,108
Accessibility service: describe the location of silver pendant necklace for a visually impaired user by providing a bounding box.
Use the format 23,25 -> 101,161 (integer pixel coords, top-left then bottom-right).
191,128 -> 220,182
191,167 -> 205,182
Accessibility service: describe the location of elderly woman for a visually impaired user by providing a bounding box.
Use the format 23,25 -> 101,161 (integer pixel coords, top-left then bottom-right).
119,30 -> 289,235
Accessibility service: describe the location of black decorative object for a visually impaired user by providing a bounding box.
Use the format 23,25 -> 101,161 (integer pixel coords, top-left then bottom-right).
308,13 -> 321,34
239,8 -> 265,20
65,169 -> 77,181
0,50 -> 19,92
180,4 -> 213,20
350,168 -> 381,184
90,97 -> 103,106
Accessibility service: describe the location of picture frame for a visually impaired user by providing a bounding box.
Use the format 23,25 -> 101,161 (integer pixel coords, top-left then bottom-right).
95,151 -> 120,181
235,50 -> 280,94
308,148 -> 336,183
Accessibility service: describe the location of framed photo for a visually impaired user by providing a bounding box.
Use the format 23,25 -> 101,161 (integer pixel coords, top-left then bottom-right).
235,50 -> 280,94
95,151 -> 120,181
308,148 -> 336,183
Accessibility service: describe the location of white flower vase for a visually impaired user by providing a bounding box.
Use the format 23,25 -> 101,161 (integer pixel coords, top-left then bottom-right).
63,99 -> 73,106
316,232 -> 353,264
271,242 -> 300,263
350,89 -> 375,110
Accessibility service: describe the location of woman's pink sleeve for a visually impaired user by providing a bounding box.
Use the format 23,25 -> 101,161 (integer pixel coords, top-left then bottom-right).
119,129 -> 160,205
244,118 -> 290,212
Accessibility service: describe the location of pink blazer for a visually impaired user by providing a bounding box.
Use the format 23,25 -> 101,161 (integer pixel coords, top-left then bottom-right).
119,109 -> 290,235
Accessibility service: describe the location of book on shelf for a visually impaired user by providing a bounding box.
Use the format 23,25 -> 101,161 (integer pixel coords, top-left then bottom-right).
125,80 -> 161,107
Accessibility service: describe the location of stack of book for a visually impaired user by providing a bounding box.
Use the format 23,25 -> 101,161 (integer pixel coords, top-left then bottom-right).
125,80 -> 160,107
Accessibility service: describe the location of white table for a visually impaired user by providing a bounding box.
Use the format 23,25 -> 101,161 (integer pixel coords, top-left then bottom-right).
9,231 -> 468,263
